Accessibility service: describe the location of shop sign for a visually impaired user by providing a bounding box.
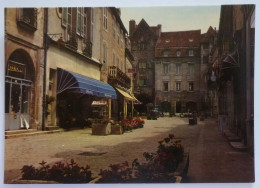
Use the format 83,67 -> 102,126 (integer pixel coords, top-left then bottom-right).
8,63 -> 25,73
128,68 -> 136,73
92,101 -> 107,106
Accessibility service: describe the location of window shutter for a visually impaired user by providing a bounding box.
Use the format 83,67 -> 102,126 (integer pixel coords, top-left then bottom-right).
82,8 -> 86,37
76,8 -> 81,35
62,8 -> 68,27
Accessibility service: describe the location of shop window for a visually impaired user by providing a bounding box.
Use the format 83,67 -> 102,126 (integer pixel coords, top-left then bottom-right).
17,8 -> 37,31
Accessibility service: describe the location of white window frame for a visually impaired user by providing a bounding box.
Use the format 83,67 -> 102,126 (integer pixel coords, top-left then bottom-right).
176,82 -> 181,91
103,42 -> 108,64
163,63 -> 169,74
176,50 -> 181,57
189,49 -> 194,56
76,8 -> 85,37
103,8 -> 108,30
62,8 -> 68,27
176,64 -> 181,75
90,8 -> 94,42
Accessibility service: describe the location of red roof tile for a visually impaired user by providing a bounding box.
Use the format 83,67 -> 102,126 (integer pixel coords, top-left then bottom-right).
156,30 -> 201,48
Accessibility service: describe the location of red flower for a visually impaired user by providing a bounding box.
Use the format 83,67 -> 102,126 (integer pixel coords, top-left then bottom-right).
169,134 -> 174,139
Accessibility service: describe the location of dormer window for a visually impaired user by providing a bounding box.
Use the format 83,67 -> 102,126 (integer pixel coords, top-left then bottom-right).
189,38 -> 193,42
165,39 -> 170,43
162,50 -> 170,57
176,50 -> 181,57
189,50 -> 194,56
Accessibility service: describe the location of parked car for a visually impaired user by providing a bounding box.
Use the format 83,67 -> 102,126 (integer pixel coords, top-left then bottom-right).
147,110 -> 158,120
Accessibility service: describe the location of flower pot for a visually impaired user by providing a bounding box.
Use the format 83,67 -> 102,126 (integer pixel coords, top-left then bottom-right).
92,123 -> 111,135
111,126 -> 123,135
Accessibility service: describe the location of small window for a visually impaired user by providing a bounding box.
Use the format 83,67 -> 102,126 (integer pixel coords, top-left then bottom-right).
103,8 -> 108,30
139,78 -> 147,86
189,50 -> 194,56
176,50 -> 181,57
188,64 -> 194,75
189,38 -> 193,42
176,64 -> 181,75
163,82 -> 169,91
188,82 -> 194,91
140,42 -> 146,50
17,8 -> 37,30
163,64 -> 169,74
165,39 -> 170,43
176,82 -> 181,91
163,50 -> 170,57
139,62 -> 146,69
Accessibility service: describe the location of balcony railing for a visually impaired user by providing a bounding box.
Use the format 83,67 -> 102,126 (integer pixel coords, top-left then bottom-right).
108,66 -> 131,88
66,29 -> 78,50
83,39 -> 92,58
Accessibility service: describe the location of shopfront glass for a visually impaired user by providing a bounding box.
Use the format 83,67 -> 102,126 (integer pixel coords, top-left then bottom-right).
5,60 -> 31,130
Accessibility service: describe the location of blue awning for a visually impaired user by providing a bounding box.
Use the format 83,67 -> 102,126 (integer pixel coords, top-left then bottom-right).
57,68 -> 117,99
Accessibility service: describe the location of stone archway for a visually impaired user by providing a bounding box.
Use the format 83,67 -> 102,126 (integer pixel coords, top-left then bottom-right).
186,101 -> 197,113
5,49 -> 36,130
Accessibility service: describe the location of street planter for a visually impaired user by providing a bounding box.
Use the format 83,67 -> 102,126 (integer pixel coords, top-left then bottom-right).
111,125 -> 123,135
92,123 -> 111,135
12,179 -> 58,184
174,152 -> 190,179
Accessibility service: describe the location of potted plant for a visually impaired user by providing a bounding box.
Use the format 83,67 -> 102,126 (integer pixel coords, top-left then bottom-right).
92,117 -> 111,135
111,122 -> 123,135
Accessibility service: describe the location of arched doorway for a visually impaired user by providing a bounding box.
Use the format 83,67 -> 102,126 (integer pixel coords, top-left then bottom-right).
186,101 -> 197,113
5,49 -> 35,130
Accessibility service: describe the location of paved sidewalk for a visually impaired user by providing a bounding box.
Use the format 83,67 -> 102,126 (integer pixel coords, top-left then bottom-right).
4,117 -> 254,184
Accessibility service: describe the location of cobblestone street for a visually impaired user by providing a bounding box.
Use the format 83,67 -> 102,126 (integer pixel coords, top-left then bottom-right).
4,117 -> 254,184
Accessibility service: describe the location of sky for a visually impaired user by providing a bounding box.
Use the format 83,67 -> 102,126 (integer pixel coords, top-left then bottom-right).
120,6 -> 221,34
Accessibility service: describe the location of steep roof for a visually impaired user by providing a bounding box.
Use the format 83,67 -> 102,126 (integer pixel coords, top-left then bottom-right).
201,26 -> 216,43
156,30 -> 201,48
130,19 -> 158,41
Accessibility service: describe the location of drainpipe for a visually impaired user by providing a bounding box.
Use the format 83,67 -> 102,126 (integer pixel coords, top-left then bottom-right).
42,8 -> 48,131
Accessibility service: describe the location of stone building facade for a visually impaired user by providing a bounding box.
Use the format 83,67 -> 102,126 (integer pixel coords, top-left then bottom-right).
5,8 -> 45,130
129,19 -> 161,113
216,5 -> 255,155
154,30 -> 202,115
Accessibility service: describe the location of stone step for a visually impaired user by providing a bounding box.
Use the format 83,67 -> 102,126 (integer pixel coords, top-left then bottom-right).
227,136 -> 241,142
5,129 -> 37,135
45,126 -> 60,131
230,141 -> 248,152
5,130 -> 62,139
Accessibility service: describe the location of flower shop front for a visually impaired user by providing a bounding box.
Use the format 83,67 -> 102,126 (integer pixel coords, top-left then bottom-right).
56,68 -> 117,129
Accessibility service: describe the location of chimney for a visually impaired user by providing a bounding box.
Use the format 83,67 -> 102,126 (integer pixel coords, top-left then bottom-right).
157,24 -> 162,37
129,20 -> 136,36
